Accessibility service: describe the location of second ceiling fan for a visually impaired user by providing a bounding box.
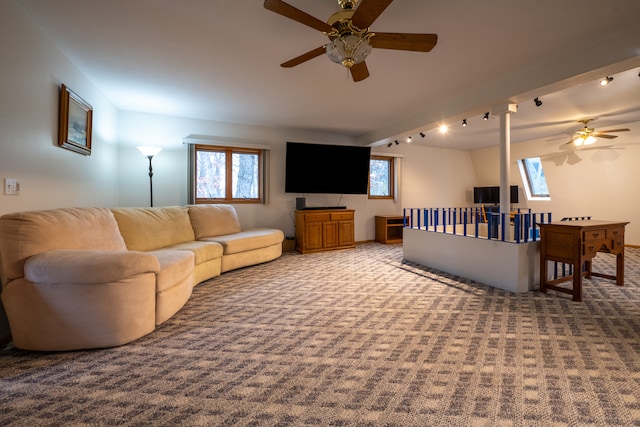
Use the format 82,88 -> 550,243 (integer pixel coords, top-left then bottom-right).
263,0 -> 438,82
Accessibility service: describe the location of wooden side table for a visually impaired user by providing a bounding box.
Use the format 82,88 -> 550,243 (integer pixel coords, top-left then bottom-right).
375,215 -> 406,244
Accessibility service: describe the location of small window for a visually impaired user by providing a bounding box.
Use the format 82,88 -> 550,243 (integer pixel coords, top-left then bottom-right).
518,157 -> 550,200
369,155 -> 394,199
193,145 -> 262,203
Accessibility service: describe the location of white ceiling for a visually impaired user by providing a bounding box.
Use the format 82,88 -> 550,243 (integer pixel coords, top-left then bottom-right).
15,0 -> 640,150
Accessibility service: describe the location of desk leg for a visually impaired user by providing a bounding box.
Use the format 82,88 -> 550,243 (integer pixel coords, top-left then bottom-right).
573,261 -> 582,302
616,252 -> 624,286
540,258 -> 548,293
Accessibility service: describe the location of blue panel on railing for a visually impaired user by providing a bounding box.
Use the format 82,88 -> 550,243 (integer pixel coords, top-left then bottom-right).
402,207 -> 551,244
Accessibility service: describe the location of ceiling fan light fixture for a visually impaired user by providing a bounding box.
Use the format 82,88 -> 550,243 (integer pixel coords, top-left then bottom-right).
573,136 -> 585,147
583,135 -> 597,145
326,34 -> 372,68
599,76 -> 613,87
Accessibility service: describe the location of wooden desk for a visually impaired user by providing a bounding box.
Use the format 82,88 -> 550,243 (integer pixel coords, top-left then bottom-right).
539,220 -> 628,301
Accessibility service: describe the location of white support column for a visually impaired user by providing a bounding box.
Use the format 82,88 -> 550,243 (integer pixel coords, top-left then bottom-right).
491,103 -> 517,217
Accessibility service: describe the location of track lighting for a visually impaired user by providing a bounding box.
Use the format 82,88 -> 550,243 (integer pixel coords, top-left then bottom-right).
419,132 -> 425,138
534,97 -> 542,107
406,136 -> 412,143
483,112 -> 489,120
394,140 -> 399,145
599,76 -> 613,87
387,142 -> 392,148
462,119 -> 467,127
439,124 -> 448,134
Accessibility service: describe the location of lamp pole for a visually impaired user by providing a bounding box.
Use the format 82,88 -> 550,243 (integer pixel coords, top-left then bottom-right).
146,155 -> 155,207
137,146 -> 162,207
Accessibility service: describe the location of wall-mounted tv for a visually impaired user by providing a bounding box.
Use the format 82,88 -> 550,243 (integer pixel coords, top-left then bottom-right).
473,185 -> 519,204
285,142 -> 371,195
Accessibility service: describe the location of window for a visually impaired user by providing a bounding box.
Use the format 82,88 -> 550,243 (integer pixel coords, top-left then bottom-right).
193,144 -> 262,203
369,155 -> 394,199
518,157 -> 550,200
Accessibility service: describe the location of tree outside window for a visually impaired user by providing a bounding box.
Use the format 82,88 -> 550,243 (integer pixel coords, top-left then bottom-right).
194,145 -> 262,203
369,155 -> 394,199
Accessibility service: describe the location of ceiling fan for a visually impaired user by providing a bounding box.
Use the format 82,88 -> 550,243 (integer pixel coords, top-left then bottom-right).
566,118 -> 630,147
263,0 -> 438,82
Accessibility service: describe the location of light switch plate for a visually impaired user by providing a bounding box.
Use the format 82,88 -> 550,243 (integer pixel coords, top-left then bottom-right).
4,178 -> 20,195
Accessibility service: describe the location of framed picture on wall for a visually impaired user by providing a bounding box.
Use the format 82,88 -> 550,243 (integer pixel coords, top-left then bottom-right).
58,84 -> 93,155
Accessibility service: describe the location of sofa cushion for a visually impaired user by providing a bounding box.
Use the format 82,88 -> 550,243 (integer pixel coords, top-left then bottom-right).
188,204 -> 241,239
0,207 -> 127,284
166,241 -> 223,265
146,249 -> 194,294
111,207 -> 196,252
202,228 -> 285,255
24,249 -> 160,285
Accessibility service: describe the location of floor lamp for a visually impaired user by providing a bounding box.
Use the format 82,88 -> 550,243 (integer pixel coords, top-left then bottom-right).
136,146 -> 162,207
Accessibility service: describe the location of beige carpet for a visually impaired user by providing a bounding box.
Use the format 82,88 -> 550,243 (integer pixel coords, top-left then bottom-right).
1,243 -> 640,426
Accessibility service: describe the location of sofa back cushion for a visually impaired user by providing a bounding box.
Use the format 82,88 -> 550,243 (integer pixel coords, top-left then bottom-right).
111,207 -> 195,252
0,207 -> 127,285
188,204 -> 242,239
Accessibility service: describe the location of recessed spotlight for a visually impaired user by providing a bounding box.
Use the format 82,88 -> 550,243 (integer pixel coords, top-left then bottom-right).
439,124 -> 448,134
483,112 -> 489,120
599,76 -> 613,87
534,97 -> 542,107
462,119 -> 467,127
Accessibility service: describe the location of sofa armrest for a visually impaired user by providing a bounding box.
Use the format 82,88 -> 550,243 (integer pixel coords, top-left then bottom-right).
24,249 -> 160,285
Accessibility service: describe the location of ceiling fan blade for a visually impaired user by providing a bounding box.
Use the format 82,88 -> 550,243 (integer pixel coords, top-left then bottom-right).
280,46 -> 327,68
264,0 -> 333,33
597,128 -> 630,133
351,0 -> 394,29
370,32 -> 438,52
597,134 -> 618,139
350,61 -> 370,82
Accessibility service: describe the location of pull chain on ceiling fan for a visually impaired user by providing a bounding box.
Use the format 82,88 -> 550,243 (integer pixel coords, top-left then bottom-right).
263,0 -> 438,82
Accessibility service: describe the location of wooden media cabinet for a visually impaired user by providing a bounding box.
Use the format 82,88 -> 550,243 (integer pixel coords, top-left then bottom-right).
295,209 -> 355,254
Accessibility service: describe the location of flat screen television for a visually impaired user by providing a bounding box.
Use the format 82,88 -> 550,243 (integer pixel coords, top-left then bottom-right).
285,142 -> 371,194
473,185 -> 519,204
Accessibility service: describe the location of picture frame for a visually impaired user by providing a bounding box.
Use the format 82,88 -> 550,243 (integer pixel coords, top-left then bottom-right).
58,84 -> 93,155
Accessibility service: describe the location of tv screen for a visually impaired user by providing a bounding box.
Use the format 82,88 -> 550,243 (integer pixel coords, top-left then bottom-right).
285,142 -> 371,194
473,185 -> 519,204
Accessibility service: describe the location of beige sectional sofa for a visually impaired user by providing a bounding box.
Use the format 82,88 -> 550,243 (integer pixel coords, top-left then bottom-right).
0,204 -> 284,351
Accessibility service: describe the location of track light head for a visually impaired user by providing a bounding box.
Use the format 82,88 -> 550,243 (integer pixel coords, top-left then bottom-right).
394,140 -> 399,145
407,136 -> 412,143
419,132 -> 425,138
483,112 -> 489,120
387,142 -> 392,148
462,119 -> 467,127
599,76 -> 613,87
534,97 -> 542,107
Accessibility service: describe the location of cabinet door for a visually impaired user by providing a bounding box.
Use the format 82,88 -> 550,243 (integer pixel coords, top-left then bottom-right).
338,220 -> 354,246
323,221 -> 339,248
304,221 -> 324,250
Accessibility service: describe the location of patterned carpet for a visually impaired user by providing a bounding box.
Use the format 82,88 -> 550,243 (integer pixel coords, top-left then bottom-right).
1,243 -> 640,426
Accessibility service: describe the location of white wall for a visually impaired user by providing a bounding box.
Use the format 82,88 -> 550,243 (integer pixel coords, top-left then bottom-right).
0,0 -> 120,216
469,125 -> 640,245
117,110 -> 412,241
